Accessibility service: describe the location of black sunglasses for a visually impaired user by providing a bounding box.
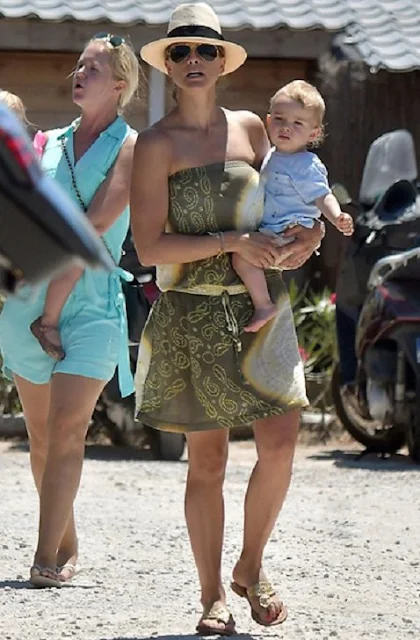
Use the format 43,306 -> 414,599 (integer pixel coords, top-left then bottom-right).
166,43 -> 223,64
93,32 -> 126,47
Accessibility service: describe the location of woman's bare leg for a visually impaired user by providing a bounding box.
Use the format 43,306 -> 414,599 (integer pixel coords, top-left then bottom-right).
14,375 -> 79,574
185,429 -> 230,628
232,410 -> 300,623
32,373 -> 105,574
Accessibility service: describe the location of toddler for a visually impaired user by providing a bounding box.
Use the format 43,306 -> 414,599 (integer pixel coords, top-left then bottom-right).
232,80 -> 354,332
0,89 -> 28,124
0,89 -> 46,156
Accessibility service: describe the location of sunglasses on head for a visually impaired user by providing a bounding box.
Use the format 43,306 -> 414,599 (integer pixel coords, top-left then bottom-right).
93,32 -> 126,47
166,43 -> 223,64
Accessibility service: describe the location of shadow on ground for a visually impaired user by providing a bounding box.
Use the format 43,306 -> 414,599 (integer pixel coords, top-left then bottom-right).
0,578 -> 97,591
101,636 -> 258,640
0,579 -> 29,590
2,440 -> 187,463
84,444 -> 155,462
308,448 -> 420,472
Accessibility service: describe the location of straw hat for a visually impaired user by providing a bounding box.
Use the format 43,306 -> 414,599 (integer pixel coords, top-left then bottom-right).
140,2 -> 247,76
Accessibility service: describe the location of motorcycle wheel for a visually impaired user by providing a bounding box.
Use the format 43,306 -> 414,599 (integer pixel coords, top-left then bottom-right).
406,414 -> 420,464
331,364 -> 405,454
146,427 -> 186,461
89,407 -> 131,446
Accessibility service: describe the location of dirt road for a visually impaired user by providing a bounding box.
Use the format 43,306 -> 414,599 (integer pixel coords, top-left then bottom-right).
0,439 -> 419,640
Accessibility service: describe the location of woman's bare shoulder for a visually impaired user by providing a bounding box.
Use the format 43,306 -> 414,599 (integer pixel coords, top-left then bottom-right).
133,121 -> 174,174
224,108 -> 269,164
224,108 -> 265,129
135,121 -> 173,155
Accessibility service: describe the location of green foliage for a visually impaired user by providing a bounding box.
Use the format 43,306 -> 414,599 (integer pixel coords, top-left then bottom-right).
0,295 -> 21,414
0,375 -> 21,414
289,281 -> 337,376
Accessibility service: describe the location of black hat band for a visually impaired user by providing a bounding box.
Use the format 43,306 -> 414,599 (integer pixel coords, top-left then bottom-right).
167,25 -> 225,41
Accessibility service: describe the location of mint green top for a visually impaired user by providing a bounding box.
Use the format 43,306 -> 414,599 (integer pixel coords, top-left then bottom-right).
47,116 -> 132,264
1,116 -> 135,396
46,116 -> 135,395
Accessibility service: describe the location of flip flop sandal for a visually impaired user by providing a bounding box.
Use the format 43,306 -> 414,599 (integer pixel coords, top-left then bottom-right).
231,580 -> 287,626
30,317 -> 65,361
56,563 -> 82,583
196,602 -> 236,636
30,564 -> 62,589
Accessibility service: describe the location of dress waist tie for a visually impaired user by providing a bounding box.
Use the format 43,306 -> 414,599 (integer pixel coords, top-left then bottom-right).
110,267 -> 135,398
168,282 -> 247,354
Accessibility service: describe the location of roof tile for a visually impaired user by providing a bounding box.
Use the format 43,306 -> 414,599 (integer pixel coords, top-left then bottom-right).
1,1 -> 420,71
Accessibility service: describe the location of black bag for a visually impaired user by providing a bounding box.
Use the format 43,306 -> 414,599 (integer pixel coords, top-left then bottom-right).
121,277 -> 150,344
120,231 -> 154,343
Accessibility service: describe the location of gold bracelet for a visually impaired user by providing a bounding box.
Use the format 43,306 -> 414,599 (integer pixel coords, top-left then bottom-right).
218,231 -> 225,256
209,231 -> 225,256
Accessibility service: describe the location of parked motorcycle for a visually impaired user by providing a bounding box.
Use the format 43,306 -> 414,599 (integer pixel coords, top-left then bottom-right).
331,130 -> 420,461
89,234 -> 186,462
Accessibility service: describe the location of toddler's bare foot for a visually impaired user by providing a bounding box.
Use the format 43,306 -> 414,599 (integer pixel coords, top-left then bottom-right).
244,306 -> 278,333
30,317 -> 65,361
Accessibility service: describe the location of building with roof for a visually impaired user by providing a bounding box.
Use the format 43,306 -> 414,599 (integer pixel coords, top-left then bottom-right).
1,2 -> 419,126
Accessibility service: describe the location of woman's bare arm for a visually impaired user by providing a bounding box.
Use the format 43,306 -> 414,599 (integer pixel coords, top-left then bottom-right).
85,133 -> 137,234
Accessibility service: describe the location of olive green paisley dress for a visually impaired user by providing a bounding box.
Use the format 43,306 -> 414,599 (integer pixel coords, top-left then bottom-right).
135,160 -> 308,432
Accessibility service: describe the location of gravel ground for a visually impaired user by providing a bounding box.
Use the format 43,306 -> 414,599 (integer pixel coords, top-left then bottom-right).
0,437 -> 419,640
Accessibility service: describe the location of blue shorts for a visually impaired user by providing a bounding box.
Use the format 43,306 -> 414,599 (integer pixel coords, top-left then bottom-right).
0,274 -> 129,391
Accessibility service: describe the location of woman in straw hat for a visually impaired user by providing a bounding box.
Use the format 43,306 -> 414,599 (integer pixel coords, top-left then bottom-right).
131,2 -> 323,634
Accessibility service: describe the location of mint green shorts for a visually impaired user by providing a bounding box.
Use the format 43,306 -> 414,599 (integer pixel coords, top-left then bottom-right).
0,274 -> 131,393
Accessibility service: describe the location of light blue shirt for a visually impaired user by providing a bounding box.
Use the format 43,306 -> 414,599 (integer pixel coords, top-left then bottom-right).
261,148 -> 331,233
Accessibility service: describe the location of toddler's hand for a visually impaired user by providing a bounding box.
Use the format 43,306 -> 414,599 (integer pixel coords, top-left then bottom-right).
335,212 -> 354,236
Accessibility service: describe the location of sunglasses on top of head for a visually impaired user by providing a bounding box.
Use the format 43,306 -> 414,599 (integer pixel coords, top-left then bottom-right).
166,43 -> 224,64
93,32 -> 126,47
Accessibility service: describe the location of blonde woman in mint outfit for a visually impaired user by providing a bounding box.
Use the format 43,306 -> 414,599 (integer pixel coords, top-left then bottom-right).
0,33 -> 139,587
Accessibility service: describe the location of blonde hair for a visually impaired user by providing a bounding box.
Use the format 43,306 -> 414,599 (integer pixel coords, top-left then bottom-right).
270,80 -> 326,145
89,35 -> 142,111
0,89 -> 28,123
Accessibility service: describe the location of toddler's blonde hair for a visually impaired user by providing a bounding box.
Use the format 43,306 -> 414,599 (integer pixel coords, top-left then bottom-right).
269,80 -> 326,146
0,89 -> 28,124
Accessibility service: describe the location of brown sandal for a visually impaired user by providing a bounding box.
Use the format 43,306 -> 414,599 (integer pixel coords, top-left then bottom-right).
196,602 -> 236,636
30,317 -> 65,361
30,564 -> 62,589
231,580 -> 287,626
